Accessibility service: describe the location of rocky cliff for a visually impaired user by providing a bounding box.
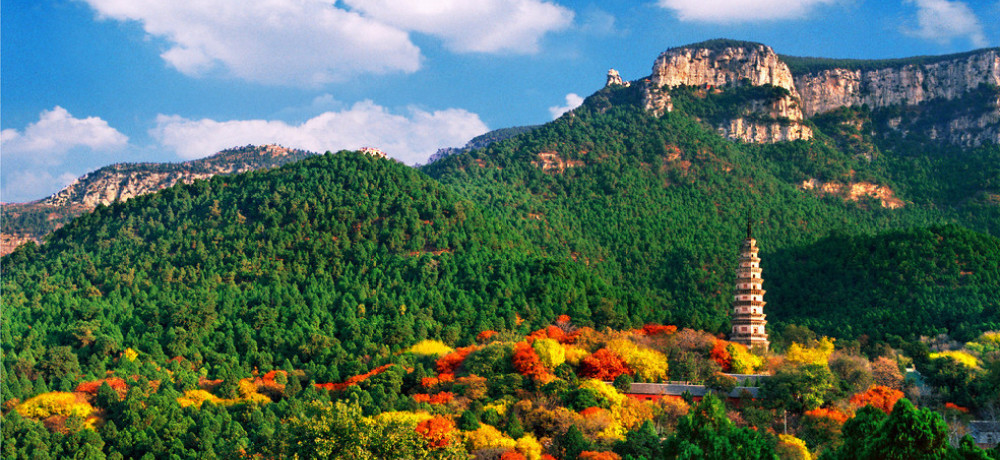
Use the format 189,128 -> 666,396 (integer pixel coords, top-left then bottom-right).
1,145 -> 315,256
792,50 -> 1000,146
641,39 -> 1000,146
793,50 -> 1000,117
643,40 -> 812,143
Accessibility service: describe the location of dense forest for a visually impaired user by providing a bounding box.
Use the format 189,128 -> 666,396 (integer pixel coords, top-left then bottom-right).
2,62 -> 1000,457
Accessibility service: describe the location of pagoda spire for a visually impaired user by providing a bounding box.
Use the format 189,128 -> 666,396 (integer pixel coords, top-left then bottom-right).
731,214 -> 769,351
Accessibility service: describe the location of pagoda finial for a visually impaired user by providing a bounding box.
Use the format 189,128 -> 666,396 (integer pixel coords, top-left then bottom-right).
746,208 -> 753,239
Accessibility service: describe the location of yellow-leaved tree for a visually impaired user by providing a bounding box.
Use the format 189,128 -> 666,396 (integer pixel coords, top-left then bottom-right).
929,350 -> 979,368
606,339 -> 669,382
727,343 -> 765,374
532,338 -> 566,369
405,340 -> 455,358
16,392 -> 94,419
464,424 -> 518,452
785,337 -> 836,366
777,434 -> 812,460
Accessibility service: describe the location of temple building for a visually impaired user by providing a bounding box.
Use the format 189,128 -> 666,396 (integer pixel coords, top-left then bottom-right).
731,216 -> 769,350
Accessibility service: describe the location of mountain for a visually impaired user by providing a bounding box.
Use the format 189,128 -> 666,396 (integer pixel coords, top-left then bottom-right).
642,39 -> 999,146
3,39 -> 1000,458
0,145 -> 316,256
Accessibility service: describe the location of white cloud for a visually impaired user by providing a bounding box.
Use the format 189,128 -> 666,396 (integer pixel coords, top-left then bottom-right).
0,106 -> 128,161
902,0 -> 987,47
1,170 -> 79,204
656,0 -> 840,22
548,93 -> 585,119
151,100 -> 488,164
82,0 -> 422,86
81,0 -> 574,86
343,0 -> 574,54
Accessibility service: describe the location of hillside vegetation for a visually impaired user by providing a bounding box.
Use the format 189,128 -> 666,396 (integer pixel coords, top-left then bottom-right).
3,43 -> 1000,459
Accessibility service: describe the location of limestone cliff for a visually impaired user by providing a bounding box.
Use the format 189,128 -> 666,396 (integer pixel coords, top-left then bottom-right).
642,40 -> 999,146
793,50 -> 1000,116
643,40 -> 811,143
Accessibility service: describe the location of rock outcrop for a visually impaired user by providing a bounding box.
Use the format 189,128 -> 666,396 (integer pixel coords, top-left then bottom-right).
800,178 -> 905,209
606,69 -> 629,87
648,43 -> 798,96
794,50 -> 1000,116
644,40 -> 811,142
642,40 -> 999,146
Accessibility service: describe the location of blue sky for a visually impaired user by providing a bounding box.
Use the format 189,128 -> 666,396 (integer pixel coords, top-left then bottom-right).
2,0 -> 998,202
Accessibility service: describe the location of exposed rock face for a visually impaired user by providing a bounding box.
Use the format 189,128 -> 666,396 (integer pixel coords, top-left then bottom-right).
795,50 -> 1000,116
649,43 -> 798,95
644,42 -> 811,142
606,69 -> 629,87
1,145 -> 315,256
644,41 -> 999,146
42,145 -> 308,208
532,151 -> 584,173
720,119 -> 813,143
43,168 -> 217,208
800,178 -> 905,209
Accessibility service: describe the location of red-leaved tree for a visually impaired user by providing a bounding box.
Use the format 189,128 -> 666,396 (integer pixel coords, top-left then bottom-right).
849,385 -> 904,414
579,348 -> 634,381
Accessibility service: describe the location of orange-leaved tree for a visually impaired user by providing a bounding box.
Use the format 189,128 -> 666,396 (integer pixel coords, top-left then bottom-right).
513,342 -> 554,383
415,415 -> 457,449
580,349 -> 634,381
436,346 -> 477,374
850,385 -> 904,414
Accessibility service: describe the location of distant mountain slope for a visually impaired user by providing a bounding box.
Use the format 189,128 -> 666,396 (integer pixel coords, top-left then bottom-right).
427,125 -> 541,164
1,145 -> 315,255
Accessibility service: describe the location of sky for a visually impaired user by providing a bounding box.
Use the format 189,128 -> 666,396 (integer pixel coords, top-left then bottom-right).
2,0 -> 999,203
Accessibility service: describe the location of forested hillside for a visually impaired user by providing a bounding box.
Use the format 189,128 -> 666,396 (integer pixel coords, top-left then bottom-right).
424,83 -> 1000,341
3,153 -> 619,384
3,43 -> 1000,459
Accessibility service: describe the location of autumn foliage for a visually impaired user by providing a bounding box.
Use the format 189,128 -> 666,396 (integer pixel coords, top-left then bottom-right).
710,339 -> 733,371
849,385 -> 904,414
804,407 -> 850,424
637,324 -> 678,336
413,392 -> 455,405
75,377 -> 128,398
415,416 -> 457,448
579,451 -> 621,460
528,326 -> 573,344
580,348 -> 634,381
315,364 -> 395,391
406,340 -> 455,357
477,330 -> 499,342
606,339 -> 669,382
436,346 -> 477,374
945,402 -> 970,413
16,392 -> 94,419
513,341 -> 555,383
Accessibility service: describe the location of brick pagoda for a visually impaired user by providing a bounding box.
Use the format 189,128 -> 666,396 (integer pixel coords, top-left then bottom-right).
731,216 -> 769,351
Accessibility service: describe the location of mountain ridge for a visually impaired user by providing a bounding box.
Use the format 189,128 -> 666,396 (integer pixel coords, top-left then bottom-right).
640,40 -> 999,146
0,144 -> 315,255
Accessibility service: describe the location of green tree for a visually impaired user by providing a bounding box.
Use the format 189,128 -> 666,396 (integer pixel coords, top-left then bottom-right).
661,393 -> 778,459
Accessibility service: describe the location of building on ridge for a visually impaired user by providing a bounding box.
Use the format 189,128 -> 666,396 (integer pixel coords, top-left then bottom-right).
731,214 -> 769,351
